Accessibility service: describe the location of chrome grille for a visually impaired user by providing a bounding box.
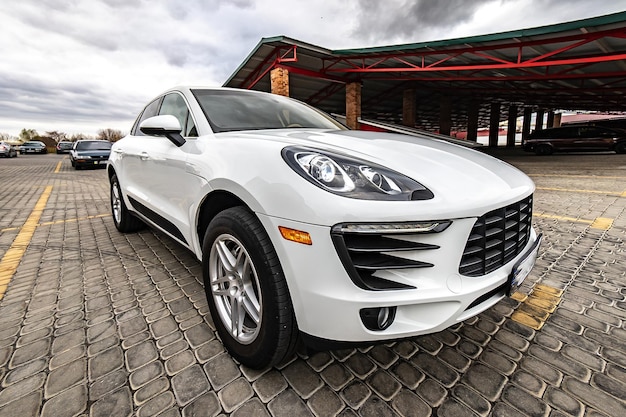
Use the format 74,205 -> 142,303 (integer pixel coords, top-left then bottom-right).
459,195 -> 533,277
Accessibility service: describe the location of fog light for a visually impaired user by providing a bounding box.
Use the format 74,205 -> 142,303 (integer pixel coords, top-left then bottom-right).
360,306 -> 396,331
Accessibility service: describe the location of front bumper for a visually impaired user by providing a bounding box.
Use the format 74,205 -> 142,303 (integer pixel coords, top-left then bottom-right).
258,211 -> 539,344
74,159 -> 107,168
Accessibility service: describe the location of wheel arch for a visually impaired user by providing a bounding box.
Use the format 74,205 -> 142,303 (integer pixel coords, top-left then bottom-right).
196,190 -> 251,251
107,165 -> 117,182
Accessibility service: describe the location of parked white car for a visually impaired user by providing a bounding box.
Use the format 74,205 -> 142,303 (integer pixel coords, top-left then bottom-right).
108,87 -> 541,368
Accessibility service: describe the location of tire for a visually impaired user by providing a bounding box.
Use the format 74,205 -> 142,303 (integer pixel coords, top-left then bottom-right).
535,144 -> 553,155
616,142 -> 626,154
202,207 -> 297,369
110,174 -> 145,233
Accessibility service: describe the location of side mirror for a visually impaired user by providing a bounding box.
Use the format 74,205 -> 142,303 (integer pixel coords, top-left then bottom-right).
140,115 -> 186,147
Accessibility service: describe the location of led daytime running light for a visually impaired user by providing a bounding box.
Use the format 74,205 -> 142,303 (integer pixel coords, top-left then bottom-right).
337,221 -> 450,234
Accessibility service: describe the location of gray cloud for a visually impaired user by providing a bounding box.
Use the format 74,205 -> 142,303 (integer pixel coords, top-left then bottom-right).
2,0 -> 626,137
353,0 -> 517,43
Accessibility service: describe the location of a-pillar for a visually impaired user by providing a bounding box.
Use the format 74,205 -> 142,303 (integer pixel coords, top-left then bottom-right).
466,100 -> 479,142
522,108 -> 532,141
547,111 -> 555,128
402,89 -> 416,127
270,67 -> 289,97
346,82 -> 361,130
506,105 -> 517,148
553,113 -> 562,127
535,109 -> 545,131
489,102 -> 500,147
439,96 -> 452,136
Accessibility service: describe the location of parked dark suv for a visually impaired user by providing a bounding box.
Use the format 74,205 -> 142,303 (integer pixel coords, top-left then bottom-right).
523,125 -> 626,155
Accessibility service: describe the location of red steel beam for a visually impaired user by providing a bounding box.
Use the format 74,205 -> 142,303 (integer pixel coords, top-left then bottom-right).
326,53 -> 626,73
322,27 -> 626,77
242,46 -> 298,89
343,70 -> 626,83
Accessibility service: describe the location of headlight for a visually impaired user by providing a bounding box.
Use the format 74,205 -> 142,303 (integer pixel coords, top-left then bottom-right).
282,146 -> 433,201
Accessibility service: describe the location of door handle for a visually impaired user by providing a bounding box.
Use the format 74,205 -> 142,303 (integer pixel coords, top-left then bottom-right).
140,152 -> 150,161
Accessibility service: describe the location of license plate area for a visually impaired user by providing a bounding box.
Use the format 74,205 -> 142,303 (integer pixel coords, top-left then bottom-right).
507,233 -> 543,296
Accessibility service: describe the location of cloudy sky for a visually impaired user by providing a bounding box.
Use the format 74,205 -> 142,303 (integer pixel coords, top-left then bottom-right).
1,0 -> 626,138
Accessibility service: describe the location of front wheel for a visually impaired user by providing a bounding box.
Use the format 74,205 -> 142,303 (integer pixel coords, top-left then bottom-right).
616,142 -> 626,154
202,207 -> 297,369
110,174 -> 145,233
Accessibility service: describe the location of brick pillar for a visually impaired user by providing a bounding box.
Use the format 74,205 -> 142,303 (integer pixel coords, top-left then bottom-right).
522,107 -> 532,142
439,96 -> 452,136
489,102 -> 500,148
270,67 -> 289,97
466,100 -> 479,142
402,89 -> 416,127
346,82 -> 361,130
506,105 -> 518,148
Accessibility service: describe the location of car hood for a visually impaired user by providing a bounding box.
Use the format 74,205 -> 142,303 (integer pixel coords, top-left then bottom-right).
218,129 -> 534,210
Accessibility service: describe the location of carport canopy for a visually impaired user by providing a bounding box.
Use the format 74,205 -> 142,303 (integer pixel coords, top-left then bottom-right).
223,12 -> 626,136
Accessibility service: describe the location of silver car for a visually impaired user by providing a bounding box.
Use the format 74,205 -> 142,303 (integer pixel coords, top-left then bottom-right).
0,141 -> 18,158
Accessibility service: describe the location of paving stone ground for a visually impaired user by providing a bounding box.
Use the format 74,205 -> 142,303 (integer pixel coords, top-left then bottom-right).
0,150 -> 624,417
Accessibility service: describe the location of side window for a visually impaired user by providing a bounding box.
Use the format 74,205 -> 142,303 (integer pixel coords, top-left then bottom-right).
132,98 -> 162,136
578,127 -> 605,138
597,127 -> 616,137
159,93 -> 197,137
557,127 -> 575,139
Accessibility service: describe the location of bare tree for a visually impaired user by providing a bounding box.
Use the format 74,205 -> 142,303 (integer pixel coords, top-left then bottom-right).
69,133 -> 91,141
97,128 -> 125,142
0,132 -> 14,141
46,131 -> 68,143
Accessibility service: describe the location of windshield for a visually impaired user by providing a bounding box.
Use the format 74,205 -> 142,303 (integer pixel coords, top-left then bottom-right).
75,141 -> 112,151
192,89 -> 345,133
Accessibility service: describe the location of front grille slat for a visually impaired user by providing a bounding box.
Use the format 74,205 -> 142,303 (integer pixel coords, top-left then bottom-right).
344,236 -> 439,253
459,195 -> 533,277
332,229 -> 442,291
351,253 -> 433,270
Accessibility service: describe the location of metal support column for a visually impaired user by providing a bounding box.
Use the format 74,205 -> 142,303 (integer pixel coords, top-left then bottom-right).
489,102 -> 501,148
507,105 -> 518,148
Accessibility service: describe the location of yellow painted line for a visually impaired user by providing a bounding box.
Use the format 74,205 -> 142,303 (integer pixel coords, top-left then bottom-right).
511,284 -> 563,330
536,186 -> 625,196
0,186 -> 53,299
589,217 -> 613,230
54,160 -> 63,173
0,214 -> 111,233
510,292 -> 527,302
533,213 -> 613,230
511,311 -> 545,330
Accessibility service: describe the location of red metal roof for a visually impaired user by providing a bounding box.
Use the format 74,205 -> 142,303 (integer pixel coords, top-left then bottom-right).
224,12 -> 626,131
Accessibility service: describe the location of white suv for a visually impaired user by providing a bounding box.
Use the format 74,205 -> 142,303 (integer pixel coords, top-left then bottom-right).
108,87 -> 541,368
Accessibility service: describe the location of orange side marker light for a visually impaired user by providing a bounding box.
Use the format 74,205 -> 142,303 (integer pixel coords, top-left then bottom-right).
279,226 -> 312,245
